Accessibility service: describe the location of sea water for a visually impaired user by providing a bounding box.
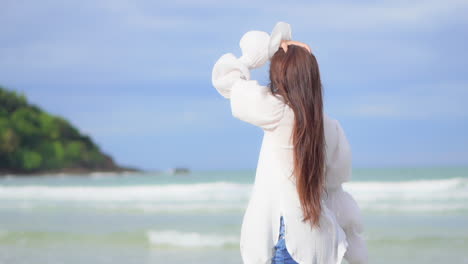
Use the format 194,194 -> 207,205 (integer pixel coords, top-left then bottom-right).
0,167 -> 467,264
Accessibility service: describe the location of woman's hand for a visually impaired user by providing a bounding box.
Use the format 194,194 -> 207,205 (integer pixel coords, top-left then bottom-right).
280,40 -> 311,53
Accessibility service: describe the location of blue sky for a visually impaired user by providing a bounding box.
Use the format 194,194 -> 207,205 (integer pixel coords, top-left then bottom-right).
1,0 -> 467,170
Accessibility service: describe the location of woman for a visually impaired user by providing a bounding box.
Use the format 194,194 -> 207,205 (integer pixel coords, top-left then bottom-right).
211,22 -> 368,264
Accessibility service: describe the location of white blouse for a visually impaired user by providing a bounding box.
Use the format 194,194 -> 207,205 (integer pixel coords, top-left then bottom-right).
211,22 -> 368,264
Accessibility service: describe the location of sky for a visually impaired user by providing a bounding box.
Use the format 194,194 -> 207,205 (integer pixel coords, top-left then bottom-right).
1,0 -> 467,171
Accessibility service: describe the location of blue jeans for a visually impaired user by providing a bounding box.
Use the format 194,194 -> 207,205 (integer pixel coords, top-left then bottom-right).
271,216 -> 299,264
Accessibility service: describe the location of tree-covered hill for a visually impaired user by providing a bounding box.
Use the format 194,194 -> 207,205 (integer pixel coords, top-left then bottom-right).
0,86 -> 139,175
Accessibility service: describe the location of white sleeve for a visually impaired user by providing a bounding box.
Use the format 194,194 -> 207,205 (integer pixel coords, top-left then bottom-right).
325,119 -> 352,189
230,78 -> 285,131
211,30 -> 287,131
324,119 -> 369,264
211,52 -> 250,99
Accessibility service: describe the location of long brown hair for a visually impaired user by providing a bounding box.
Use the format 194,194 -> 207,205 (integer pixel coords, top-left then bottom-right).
269,45 -> 325,228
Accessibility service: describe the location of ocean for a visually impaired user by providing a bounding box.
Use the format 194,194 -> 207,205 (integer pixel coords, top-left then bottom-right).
0,167 -> 467,264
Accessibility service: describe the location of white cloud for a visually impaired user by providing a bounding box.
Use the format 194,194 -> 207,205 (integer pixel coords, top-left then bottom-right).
2,0 -> 466,83
28,93 -> 233,137
270,0 -> 468,32
329,82 -> 468,120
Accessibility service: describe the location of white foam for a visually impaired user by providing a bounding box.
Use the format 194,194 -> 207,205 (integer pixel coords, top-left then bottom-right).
344,177 -> 468,201
134,203 -> 245,213
147,230 -> 238,248
360,203 -> 468,212
2,178 -> 465,202
1,178 -> 467,213
0,182 -> 252,202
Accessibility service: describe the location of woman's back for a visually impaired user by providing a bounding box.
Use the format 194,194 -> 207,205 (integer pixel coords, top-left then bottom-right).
211,22 -> 368,264
236,102 -> 350,264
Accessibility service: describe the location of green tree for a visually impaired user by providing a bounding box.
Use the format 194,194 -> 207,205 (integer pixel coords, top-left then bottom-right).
64,140 -> 85,161
0,86 -> 27,113
10,107 -> 41,146
38,112 -> 60,139
11,148 -> 43,171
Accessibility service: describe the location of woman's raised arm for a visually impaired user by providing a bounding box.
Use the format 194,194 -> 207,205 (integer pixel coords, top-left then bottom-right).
211,24 -> 291,131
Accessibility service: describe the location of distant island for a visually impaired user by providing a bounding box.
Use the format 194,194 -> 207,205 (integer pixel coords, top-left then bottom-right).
169,167 -> 190,175
0,85 -> 140,176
